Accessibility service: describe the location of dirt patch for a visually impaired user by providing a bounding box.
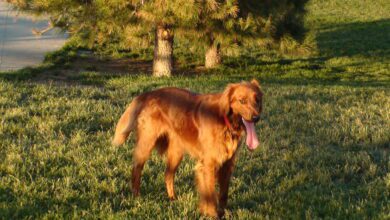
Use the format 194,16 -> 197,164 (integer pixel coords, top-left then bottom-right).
72,56 -> 153,74
33,55 -> 205,86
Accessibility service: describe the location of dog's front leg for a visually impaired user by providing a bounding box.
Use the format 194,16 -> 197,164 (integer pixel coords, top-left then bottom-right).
217,157 -> 235,218
196,161 -> 218,218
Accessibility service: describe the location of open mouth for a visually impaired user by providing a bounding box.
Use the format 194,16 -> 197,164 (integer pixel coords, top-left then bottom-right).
242,118 -> 259,151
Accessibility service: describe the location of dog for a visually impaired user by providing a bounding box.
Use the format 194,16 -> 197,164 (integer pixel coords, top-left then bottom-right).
112,79 -> 263,218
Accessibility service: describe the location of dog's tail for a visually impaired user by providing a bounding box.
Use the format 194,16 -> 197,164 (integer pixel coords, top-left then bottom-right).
112,97 -> 142,146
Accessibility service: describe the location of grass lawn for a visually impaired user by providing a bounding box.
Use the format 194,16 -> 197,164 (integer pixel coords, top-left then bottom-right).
1,0 -> 389,219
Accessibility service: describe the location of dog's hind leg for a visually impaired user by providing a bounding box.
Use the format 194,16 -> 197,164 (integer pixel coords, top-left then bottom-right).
131,130 -> 157,197
165,141 -> 183,200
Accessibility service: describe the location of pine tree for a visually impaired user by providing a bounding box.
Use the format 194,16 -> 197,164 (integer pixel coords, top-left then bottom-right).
134,0 -> 200,76
175,0 -> 239,69
238,0 -> 308,41
177,0 -> 309,69
201,0 -> 239,68
6,0 -> 200,77
236,0 -> 309,54
7,0 -> 309,74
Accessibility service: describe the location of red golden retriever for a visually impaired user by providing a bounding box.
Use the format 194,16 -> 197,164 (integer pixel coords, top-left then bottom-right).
112,79 -> 263,218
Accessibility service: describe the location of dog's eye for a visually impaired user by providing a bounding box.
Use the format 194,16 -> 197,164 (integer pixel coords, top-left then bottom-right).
239,99 -> 247,104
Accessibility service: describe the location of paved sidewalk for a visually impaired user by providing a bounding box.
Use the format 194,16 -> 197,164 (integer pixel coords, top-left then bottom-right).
0,2 -> 67,72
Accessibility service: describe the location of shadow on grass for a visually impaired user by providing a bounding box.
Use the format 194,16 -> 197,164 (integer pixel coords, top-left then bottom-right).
0,189 -> 92,219
1,19 -> 389,87
0,66 -> 47,81
317,19 -> 390,57
0,56 -> 202,87
1,65 -> 389,89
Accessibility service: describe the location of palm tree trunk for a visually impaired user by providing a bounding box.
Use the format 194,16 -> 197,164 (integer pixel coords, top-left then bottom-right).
205,40 -> 221,69
153,25 -> 173,77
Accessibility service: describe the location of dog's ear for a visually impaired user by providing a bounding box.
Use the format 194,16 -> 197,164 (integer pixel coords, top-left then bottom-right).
220,83 -> 237,115
251,79 -> 260,88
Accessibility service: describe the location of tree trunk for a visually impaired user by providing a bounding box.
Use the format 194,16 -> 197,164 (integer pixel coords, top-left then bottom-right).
153,25 -> 173,77
205,42 -> 221,69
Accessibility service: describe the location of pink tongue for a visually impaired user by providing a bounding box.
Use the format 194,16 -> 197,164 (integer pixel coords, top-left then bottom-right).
242,118 -> 259,150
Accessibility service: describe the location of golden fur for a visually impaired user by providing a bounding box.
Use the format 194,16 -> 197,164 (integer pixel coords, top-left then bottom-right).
112,79 -> 263,218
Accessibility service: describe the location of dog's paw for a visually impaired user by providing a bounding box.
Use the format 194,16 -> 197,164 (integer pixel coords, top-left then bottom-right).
200,204 -> 218,218
132,189 -> 140,197
168,195 -> 176,201
218,209 -> 225,219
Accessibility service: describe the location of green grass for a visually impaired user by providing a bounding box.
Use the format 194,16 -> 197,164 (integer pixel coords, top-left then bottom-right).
1,77 -> 389,219
1,0 -> 390,219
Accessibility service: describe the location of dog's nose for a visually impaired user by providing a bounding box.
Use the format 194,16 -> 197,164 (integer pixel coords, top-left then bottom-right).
252,115 -> 260,123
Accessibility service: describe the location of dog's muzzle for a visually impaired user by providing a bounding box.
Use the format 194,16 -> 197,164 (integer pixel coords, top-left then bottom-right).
252,116 -> 260,123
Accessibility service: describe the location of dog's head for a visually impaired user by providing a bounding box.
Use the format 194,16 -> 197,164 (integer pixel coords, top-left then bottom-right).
221,79 -> 263,122
221,79 -> 263,150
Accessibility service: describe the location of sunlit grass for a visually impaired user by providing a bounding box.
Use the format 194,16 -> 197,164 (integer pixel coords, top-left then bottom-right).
0,76 -> 389,219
